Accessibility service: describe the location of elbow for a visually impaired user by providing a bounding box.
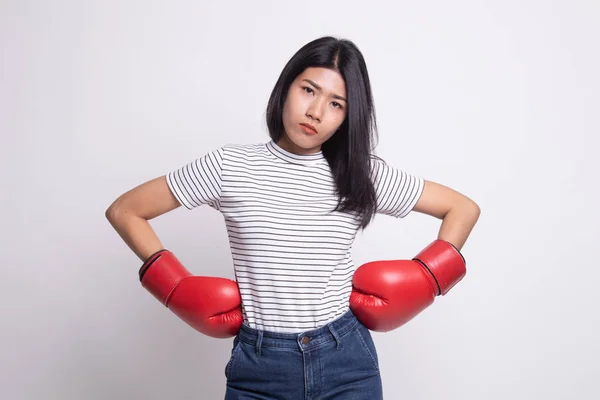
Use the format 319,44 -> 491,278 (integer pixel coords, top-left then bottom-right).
105,198 -> 126,225
468,201 -> 481,217
105,205 -> 116,222
465,200 -> 481,224
451,198 -> 480,222
105,196 -> 146,225
472,200 -> 481,216
105,203 -> 119,225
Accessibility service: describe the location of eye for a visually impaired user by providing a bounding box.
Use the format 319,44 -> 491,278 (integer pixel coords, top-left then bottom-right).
331,101 -> 343,109
303,86 -> 314,94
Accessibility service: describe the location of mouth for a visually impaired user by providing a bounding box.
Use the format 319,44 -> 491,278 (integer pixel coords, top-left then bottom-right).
299,123 -> 318,135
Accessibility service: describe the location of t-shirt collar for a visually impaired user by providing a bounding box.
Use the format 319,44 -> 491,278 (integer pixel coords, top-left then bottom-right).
266,140 -> 325,166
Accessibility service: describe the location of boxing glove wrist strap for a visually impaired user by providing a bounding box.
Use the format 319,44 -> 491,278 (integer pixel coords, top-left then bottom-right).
412,239 -> 466,296
139,249 -> 169,281
138,249 -> 192,305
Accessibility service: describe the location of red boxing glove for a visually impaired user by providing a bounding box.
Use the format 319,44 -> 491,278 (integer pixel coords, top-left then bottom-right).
350,240 -> 466,332
139,250 -> 243,338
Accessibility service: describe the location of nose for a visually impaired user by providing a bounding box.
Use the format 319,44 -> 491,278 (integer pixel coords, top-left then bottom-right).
306,97 -> 325,122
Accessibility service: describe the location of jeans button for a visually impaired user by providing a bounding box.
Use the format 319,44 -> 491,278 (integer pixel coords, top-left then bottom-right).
301,336 -> 310,344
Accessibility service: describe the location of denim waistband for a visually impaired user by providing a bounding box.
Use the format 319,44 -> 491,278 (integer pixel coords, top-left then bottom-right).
237,308 -> 361,352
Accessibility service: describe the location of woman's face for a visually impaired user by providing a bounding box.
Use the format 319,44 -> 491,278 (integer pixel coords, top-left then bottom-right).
278,67 -> 347,155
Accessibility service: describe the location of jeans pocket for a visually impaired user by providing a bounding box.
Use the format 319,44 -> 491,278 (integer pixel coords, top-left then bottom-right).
354,325 -> 380,372
224,336 -> 242,380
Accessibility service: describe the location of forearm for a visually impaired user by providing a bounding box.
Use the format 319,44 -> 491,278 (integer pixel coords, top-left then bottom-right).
106,209 -> 164,262
437,202 -> 480,251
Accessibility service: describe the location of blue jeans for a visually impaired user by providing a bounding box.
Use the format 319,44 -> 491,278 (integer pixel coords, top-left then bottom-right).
224,309 -> 383,399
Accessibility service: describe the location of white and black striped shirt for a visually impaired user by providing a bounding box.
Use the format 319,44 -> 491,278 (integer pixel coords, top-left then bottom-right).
166,140 -> 424,333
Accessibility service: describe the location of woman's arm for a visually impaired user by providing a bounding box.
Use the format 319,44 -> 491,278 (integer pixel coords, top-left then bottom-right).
105,176 -> 181,262
412,180 -> 481,251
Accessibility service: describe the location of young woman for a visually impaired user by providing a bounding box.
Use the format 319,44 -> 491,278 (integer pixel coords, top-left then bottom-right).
106,36 -> 480,399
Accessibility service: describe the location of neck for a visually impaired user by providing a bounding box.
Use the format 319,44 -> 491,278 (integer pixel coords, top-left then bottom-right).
276,135 -> 321,155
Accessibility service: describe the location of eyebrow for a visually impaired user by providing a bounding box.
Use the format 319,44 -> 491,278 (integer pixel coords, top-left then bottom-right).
302,79 -> 347,102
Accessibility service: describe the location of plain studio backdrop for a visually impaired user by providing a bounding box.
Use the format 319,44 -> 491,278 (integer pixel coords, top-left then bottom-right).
1,1 -> 598,399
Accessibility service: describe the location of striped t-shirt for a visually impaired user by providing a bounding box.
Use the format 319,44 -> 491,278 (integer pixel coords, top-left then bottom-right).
166,140 -> 424,333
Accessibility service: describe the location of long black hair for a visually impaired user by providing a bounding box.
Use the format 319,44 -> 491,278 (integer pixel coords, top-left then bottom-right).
266,36 -> 379,230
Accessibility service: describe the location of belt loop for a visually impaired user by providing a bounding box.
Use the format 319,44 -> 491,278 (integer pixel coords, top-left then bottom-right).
327,324 -> 341,350
256,330 -> 263,356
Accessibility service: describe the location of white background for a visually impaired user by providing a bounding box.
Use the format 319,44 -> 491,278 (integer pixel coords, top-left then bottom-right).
1,1 -> 598,399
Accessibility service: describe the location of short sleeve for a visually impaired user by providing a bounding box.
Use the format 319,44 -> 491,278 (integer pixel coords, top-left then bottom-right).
166,147 -> 225,210
371,157 -> 424,218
